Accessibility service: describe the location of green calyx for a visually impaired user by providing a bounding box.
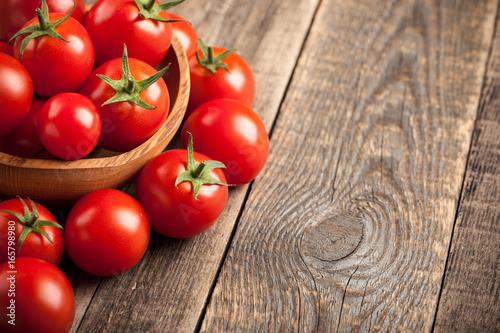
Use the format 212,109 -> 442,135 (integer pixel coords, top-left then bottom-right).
175,133 -> 232,200
97,44 -> 170,109
196,38 -> 237,74
7,0 -> 75,60
134,0 -> 186,22
0,197 -> 63,252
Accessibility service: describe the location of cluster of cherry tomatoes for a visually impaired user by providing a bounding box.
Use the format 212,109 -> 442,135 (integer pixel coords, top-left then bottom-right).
0,0 -> 269,332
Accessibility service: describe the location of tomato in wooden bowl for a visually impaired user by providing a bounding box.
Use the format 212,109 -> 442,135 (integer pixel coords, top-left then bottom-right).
0,34 -> 189,207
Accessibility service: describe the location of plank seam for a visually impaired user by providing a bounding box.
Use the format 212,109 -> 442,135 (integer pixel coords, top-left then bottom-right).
194,0 -> 325,331
194,185 -> 253,333
266,0 -> 323,141
430,0 -> 500,331
74,278 -> 103,333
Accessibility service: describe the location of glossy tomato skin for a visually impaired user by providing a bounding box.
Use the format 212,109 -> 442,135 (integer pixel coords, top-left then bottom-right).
0,53 -> 33,136
0,257 -> 75,333
64,189 -> 150,276
80,57 -> 170,152
0,100 -> 47,158
0,198 -> 63,266
13,14 -> 94,97
38,93 -> 102,160
181,99 -> 269,186
0,0 -> 86,42
85,0 -> 172,67
136,150 -> 228,238
169,13 -> 198,58
187,47 -> 255,117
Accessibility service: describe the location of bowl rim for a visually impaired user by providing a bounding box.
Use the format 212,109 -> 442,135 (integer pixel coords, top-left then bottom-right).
0,33 -> 189,171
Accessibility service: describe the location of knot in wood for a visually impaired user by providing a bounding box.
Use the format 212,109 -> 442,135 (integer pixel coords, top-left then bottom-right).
300,213 -> 363,262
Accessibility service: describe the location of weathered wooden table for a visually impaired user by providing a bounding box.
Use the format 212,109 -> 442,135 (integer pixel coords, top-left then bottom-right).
73,0 -> 500,331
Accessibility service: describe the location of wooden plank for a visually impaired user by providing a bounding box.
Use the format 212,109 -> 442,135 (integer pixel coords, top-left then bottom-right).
71,0 -> 319,332
433,8 -> 500,332
200,0 -> 498,331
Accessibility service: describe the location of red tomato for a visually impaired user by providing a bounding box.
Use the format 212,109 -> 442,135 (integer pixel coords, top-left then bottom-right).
169,13 -> 198,58
187,40 -> 255,117
0,41 -> 13,56
0,100 -> 47,158
12,8 -> 94,96
85,0 -> 181,66
0,0 -> 86,42
136,134 -> 229,238
64,189 -> 150,276
0,197 -> 63,266
0,53 -> 33,136
0,257 -> 75,333
181,99 -> 269,186
79,47 -> 170,152
38,93 -> 102,160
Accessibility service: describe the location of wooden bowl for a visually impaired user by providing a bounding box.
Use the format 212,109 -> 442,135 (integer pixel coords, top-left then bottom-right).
0,33 -> 190,207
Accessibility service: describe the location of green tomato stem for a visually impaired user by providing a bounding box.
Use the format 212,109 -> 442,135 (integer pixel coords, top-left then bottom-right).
97,44 -> 169,109
36,8 -> 48,30
0,197 -> 63,252
125,76 -> 136,94
8,0 -> 74,60
192,160 -> 207,179
25,210 -> 39,227
145,0 -> 157,11
195,39 -> 237,74
174,133 -> 232,200
207,46 -> 215,64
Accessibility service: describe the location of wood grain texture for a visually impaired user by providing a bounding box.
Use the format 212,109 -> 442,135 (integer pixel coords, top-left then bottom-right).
71,0 -> 319,332
434,7 -> 500,332
201,0 -> 497,332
